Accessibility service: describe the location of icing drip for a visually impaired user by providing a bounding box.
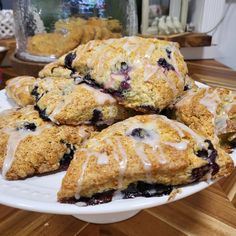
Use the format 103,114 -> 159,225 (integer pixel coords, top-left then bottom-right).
133,142 -> 152,181
2,124 -> 51,178
122,41 -> 139,55
76,152 -> 90,199
7,77 -> 34,102
216,101 -> 236,134
80,84 -> 116,105
153,115 -> 204,149
49,86 -> 75,123
160,116 -> 185,137
134,144 -> 152,172
163,141 -> 188,150
143,64 -> 158,81
94,152 -> 109,165
200,89 -> 221,115
156,66 -> 178,96
174,122 -> 206,149
114,137 -> 128,188
144,43 -> 156,58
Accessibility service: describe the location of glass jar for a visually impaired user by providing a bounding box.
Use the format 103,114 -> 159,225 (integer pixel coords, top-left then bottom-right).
13,0 -> 138,63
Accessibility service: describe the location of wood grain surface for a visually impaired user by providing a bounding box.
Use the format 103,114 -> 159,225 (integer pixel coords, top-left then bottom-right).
0,60 -> 236,236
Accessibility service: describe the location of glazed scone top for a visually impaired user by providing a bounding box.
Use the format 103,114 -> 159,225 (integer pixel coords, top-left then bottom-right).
39,37 -> 188,112
58,115 -> 233,199
31,77 -> 134,125
175,87 -> 236,139
0,106 -> 94,179
5,76 -> 36,107
0,106 -> 45,129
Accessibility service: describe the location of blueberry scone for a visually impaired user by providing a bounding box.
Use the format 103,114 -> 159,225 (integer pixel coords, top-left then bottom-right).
6,76 -> 36,107
39,37 -> 188,112
58,115 -> 233,205
174,87 -> 236,148
0,106 -> 94,180
32,77 -> 135,126
5,76 -> 66,107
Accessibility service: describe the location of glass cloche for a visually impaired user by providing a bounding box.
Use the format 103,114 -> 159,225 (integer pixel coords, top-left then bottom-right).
13,0 -> 138,62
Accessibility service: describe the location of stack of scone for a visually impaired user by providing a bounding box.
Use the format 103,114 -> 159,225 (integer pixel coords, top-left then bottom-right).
2,36 -> 235,206
27,17 -> 122,57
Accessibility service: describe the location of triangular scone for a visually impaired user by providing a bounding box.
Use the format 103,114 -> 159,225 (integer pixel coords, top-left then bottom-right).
39,36 -> 189,113
58,115 -> 233,205
6,76 -> 36,107
174,87 -> 236,148
0,106 -> 94,180
5,76 -> 135,126
32,77 -> 135,126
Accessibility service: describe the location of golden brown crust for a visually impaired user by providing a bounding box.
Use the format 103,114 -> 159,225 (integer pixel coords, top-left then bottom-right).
6,76 -> 36,106
0,106 -> 94,180
32,77 -> 135,125
58,115 -> 233,201
174,87 -> 236,147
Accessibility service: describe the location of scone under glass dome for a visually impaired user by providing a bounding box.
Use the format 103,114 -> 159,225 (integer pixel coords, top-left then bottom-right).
13,0 -> 138,62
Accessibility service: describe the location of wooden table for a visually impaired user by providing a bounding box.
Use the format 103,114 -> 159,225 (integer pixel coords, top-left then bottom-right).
0,60 -> 236,236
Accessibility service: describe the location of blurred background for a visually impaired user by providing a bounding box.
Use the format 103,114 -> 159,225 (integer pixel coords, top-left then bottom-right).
0,0 -> 235,75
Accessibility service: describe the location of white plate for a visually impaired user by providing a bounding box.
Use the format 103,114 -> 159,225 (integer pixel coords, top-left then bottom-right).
0,87 -> 235,223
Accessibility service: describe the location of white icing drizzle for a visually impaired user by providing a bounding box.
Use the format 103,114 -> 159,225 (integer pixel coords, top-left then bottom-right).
7,77 -> 33,89
93,152 -> 109,165
160,116 -> 185,137
80,84 -> 116,105
77,126 -> 91,139
122,41 -> 139,55
156,66 -> 178,96
216,101 -> 236,134
163,141 -> 188,150
114,137 -> 128,188
7,77 -> 34,102
174,122 -> 206,148
49,86 -> 75,123
76,152 -> 90,198
144,43 -> 155,58
200,89 -> 221,115
143,64 -> 158,81
1,124 -> 51,178
134,143 -> 152,172
49,98 -> 73,123
133,141 -> 152,181
126,121 -> 167,164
